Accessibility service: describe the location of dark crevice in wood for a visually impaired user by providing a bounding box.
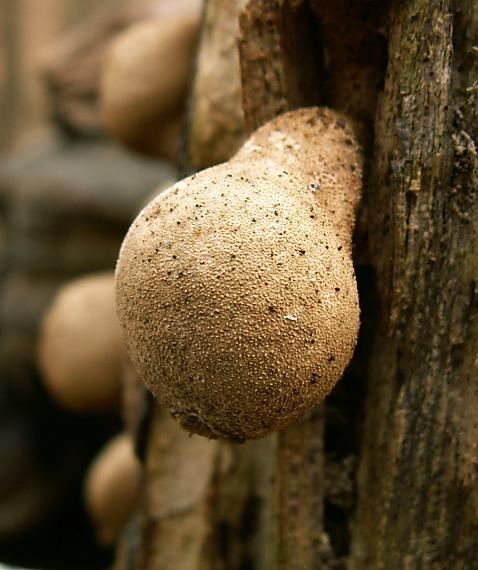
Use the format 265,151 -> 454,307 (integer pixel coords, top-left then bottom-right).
310,0 -> 390,147
210,490 -> 261,569
322,263 -> 380,566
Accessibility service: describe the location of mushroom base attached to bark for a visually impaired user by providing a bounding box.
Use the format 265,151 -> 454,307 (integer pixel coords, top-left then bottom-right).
116,107 -> 362,442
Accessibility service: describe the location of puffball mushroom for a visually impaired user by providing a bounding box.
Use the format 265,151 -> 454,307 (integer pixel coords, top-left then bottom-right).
116,107 -> 362,442
39,273 -> 123,412
85,433 -> 141,546
100,14 -> 199,161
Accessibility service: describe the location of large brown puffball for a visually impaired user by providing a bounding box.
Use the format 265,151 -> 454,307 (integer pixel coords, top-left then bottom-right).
116,108 -> 362,442
100,14 -> 199,161
85,433 -> 141,546
39,273 -> 123,412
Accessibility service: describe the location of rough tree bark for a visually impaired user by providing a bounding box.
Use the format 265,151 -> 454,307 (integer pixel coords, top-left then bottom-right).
351,1 -> 478,568
131,1 -> 478,569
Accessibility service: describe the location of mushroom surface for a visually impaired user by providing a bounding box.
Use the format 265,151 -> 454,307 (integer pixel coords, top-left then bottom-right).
39,272 -> 123,412
85,433 -> 141,546
116,107 -> 362,442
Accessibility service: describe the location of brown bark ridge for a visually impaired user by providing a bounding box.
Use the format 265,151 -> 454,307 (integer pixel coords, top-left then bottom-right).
238,0 -> 322,134
351,1 -> 478,568
185,0 -> 246,171
136,405 -> 218,570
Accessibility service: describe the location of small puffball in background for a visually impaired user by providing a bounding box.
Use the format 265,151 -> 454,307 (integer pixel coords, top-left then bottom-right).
100,13 -> 199,162
38,272 -> 124,413
84,433 -> 141,546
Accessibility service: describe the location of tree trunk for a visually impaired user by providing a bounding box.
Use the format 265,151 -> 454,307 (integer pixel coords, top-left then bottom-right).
351,1 -> 478,568
132,1 -> 478,568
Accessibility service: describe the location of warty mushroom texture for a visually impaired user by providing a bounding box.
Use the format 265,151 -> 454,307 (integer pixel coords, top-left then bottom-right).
116,107 -> 362,443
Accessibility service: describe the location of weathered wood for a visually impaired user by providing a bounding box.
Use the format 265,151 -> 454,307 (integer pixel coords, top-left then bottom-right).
238,0 -> 322,134
350,0 -> 478,568
185,0 -> 246,171
277,411 -> 327,570
137,406 -> 218,570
